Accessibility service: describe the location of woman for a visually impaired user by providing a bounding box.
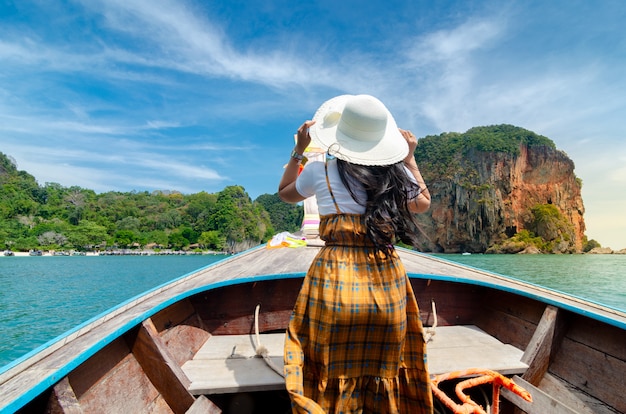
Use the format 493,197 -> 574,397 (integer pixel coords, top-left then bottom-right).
279,94 -> 433,413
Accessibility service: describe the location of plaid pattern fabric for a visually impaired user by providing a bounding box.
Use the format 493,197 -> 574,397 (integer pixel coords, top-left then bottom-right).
284,214 -> 433,413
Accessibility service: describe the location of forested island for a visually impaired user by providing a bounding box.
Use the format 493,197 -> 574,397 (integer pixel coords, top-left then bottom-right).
1,125 -> 604,254
0,153 -> 302,253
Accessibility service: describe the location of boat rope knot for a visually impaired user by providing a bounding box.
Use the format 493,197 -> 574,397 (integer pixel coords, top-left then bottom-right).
431,368 -> 532,414
254,304 -> 285,378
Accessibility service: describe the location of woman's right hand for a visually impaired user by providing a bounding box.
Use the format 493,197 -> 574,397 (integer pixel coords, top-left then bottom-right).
295,120 -> 315,153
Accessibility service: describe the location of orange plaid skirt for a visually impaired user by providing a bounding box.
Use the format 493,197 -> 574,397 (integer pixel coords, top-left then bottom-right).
284,214 -> 433,413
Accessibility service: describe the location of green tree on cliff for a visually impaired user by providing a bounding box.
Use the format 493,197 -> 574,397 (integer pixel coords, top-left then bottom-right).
256,193 -> 303,233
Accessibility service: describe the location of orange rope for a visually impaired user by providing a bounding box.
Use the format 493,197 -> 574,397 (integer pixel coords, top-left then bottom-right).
431,369 -> 532,414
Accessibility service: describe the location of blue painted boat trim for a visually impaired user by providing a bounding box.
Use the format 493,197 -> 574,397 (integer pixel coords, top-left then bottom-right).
409,251 -> 626,330
3,247 -> 625,413
407,272 -> 626,331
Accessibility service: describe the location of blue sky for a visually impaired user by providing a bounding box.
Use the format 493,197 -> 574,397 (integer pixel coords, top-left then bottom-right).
1,0 -> 625,249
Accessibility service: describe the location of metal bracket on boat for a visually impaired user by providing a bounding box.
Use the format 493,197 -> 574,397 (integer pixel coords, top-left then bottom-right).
229,345 -> 247,359
431,369 -> 533,414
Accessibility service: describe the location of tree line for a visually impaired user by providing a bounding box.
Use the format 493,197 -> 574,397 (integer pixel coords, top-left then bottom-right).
0,152 -> 302,253
2,124 -> 603,254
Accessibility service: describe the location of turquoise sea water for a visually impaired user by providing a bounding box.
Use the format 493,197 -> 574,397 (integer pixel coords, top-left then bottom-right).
0,254 -> 226,368
433,253 -> 626,312
1,253 -> 625,369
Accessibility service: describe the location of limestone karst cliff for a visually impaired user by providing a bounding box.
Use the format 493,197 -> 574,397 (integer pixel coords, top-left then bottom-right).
413,125 -> 585,253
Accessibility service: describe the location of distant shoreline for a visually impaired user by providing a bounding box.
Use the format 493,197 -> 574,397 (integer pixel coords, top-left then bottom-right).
2,250 -> 228,257
3,247 -> 626,257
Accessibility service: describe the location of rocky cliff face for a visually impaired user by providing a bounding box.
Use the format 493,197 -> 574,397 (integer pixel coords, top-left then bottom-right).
414,126 -> 585,253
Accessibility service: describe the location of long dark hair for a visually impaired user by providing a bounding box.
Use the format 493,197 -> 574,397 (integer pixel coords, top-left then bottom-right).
336,159 -> 423,253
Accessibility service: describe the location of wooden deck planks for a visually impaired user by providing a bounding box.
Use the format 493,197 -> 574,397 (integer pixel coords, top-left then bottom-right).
427,325 -> 527,375
182,325 -> 527,395
182,333 -> 285,395
192,333 -> 285,360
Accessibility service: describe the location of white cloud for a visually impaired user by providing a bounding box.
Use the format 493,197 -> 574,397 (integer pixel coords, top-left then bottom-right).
145,121 -> 181,130
134,157 -> 224,181
73,0 -> 333,88
408,19 -> 503,65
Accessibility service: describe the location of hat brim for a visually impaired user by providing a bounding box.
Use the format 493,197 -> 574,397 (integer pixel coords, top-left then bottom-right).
309,95 -> 408,166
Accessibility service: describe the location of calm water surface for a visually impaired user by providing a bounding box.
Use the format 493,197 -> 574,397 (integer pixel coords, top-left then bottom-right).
434,253 -> 626,312
0,254 -> 226,368
1,253 -> 625,369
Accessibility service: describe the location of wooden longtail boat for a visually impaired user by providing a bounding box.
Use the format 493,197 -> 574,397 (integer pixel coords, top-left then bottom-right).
1,243 -> 624,413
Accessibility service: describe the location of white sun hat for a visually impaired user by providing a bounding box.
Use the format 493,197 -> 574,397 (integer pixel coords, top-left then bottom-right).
308,94 -> 408,166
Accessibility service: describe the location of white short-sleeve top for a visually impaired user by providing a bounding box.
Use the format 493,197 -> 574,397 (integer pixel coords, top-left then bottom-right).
295,158 -> 416,216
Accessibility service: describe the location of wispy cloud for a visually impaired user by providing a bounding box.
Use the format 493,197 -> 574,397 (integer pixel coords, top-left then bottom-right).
407,18 -> 503,65
145,121 -> 181,130
72,0 -> 336,88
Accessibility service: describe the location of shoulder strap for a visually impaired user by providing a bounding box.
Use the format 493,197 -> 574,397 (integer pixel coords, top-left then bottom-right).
324,160 -> 341,214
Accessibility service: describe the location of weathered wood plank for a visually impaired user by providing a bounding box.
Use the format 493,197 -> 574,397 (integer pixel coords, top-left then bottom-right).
565,313 -> 626,361
194,278 -> 302,335
67,337 -> 130,398
549,336 -> 626,414
77,353 -> 163,413
47,377 -> 83,414
473,311 -> 531,356
429,330 -> 527,374
185,357 -> 286,395
151,298 -> 197,332
183,332 -> 286,394
521,305 -> 567,385
412,279 -> 482,326
160,321 -> 210,367
66,336 -> 164,412
427,325 -> 527,375
538,373 -> 619,414
474,289 -> 546,350
428,324 -> 503,346
185,395 -> 222,414
429,343 -> 527,376
502,375 -> 581,414
193,333 -> 285,360
130,319 -> 195,414
205,310 -> 294,336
